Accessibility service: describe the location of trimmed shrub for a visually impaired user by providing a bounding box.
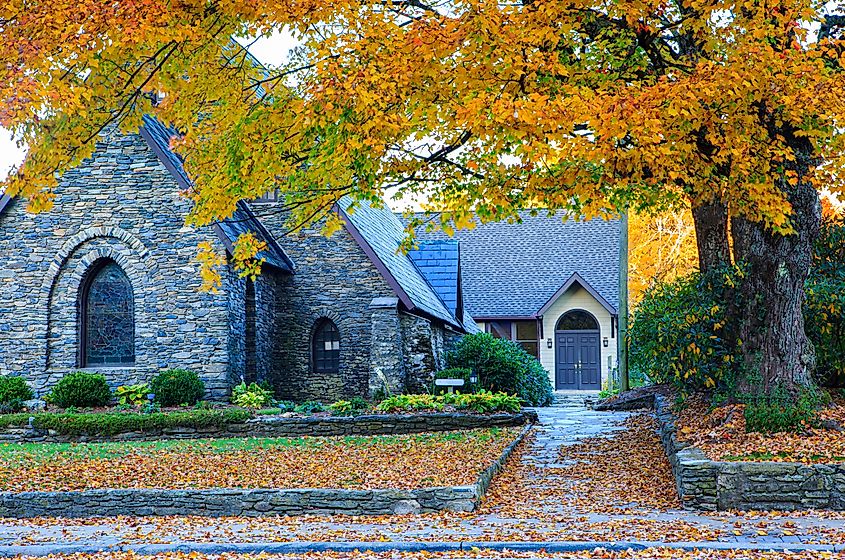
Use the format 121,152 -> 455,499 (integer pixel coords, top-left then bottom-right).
446,333 -> 553,406
805,213 -> 845,387
0,409 -> 251,436
629,267 -> 742,392
0,376 -> 33,407
149,369 -> 205,407
47,372 -> 112,409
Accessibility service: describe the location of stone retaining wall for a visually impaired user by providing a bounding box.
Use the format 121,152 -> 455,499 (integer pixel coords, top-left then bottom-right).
0,412 -> 535,444
654,394 -> 845,511
0,424 -> 531,518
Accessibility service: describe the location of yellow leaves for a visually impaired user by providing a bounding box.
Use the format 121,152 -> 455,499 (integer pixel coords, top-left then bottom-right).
195,242 -> 225,293
231,232 -> 267,281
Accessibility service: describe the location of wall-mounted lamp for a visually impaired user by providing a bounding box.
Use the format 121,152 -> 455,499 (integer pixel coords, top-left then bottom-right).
603,337 -> 609,348
546,338 -> 553,349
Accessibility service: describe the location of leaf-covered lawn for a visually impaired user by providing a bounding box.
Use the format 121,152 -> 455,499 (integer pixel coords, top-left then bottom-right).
0,428 -> 518,492
3,549 -> 838,559
676,396 -> 845,463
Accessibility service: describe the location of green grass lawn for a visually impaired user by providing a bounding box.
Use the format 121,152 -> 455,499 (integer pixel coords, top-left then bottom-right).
0,428 -> 508,466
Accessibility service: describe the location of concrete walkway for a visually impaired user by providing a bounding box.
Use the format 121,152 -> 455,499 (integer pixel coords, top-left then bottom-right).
2,393 -> 844,555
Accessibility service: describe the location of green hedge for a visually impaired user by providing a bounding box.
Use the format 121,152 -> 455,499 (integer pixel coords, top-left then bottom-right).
447,333 -> 553,406
0,409 -> 252,436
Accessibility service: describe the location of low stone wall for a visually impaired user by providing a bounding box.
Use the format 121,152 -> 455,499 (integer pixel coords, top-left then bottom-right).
0,424 -> 532,518
655,394 -> 845,511
1,411 -> 536,444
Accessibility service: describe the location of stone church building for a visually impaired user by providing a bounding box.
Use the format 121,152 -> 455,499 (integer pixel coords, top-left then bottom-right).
0,116 -> 477,401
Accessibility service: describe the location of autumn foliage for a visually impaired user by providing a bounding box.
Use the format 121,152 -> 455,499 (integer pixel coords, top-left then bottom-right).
4,1 -> 845,393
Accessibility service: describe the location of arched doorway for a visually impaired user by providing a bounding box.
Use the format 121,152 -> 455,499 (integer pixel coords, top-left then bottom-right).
554,310 -> 601,390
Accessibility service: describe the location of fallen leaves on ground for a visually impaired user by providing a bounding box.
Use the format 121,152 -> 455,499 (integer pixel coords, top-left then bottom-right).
0,429 -> 517,492
676,396 -> 845,463
4,411 -> 845,547
9,549 -> 845,559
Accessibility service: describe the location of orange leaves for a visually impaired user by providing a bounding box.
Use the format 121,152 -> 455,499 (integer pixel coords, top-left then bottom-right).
0,428 -> 518,493
676,394 -> 845,464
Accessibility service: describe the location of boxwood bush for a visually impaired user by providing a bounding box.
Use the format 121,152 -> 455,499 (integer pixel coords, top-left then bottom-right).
47,372 -> 112,409
150,369 -> 205,406
0,409 -> 251,436
0,376 -> 33,412
446,333 -> 553,406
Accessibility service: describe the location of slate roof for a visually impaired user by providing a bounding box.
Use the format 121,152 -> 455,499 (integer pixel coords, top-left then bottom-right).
405,211 -> 621,318
407,240 -> 460,317
140,115 -> 294,273
338,198 -> 469,331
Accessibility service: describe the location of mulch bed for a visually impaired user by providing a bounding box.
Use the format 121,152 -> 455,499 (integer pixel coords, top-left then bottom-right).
0,428 -> 518,492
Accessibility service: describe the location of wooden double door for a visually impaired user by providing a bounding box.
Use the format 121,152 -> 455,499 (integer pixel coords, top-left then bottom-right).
555,330 -> 601,390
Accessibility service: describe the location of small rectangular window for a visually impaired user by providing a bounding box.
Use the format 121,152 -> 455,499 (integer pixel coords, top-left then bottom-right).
487,321 -> 512,339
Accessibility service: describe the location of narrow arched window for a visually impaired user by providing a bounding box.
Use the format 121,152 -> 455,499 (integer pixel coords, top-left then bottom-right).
81,261 -> 135,366
313,319 -> 340,373
556,310 -> 599,331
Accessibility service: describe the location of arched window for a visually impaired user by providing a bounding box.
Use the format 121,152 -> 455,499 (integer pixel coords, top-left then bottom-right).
312,319 -> 340,373
556,310 -> 599,331
81,261 -> 135,366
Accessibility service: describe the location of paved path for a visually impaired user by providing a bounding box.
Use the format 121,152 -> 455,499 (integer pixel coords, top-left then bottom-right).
2,393 -> 844,555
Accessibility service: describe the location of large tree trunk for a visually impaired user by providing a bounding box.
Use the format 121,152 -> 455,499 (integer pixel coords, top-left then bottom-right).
731,180 -> 821,396
692,201 -> 731,272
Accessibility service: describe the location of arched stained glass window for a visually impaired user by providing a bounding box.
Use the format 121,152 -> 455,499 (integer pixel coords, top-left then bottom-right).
555,310 -> 599,331
81,261 -> 135,366
313,319 -> 340,374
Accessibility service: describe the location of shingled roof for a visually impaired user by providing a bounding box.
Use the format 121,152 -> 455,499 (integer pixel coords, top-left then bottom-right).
407,240 -> 461,318
406,211 -> 621,319
338,199 -> 470,331
140,116 -> 294,273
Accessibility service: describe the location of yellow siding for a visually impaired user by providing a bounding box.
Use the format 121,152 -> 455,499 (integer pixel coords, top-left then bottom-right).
539,286 -> 617,390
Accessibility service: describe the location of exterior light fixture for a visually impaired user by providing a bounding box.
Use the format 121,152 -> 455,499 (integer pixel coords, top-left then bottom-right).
469,372 -> 478,385
546,338 -> 553,349
603,338 -> 609,348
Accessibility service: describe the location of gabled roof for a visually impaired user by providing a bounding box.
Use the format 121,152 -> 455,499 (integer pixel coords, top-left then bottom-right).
337,198 -> 469,331
407,240 -> 461,319
405,210 -> 621,318
139,116 -> 294,273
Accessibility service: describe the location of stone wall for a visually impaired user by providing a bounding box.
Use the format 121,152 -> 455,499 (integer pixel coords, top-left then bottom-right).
0,129 -> 235,399
0,412 -> 535,444
0,424 -> 532,518
251,206 -> 455,401
655,394 -> 845,511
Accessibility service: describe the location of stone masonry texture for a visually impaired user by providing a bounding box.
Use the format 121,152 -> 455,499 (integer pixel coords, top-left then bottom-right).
0,422 -> 532,519
0,128 -> 455,401
654,394 -> 845,511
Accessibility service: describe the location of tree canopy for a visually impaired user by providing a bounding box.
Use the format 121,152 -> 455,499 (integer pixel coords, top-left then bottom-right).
3,0 -> 845,393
